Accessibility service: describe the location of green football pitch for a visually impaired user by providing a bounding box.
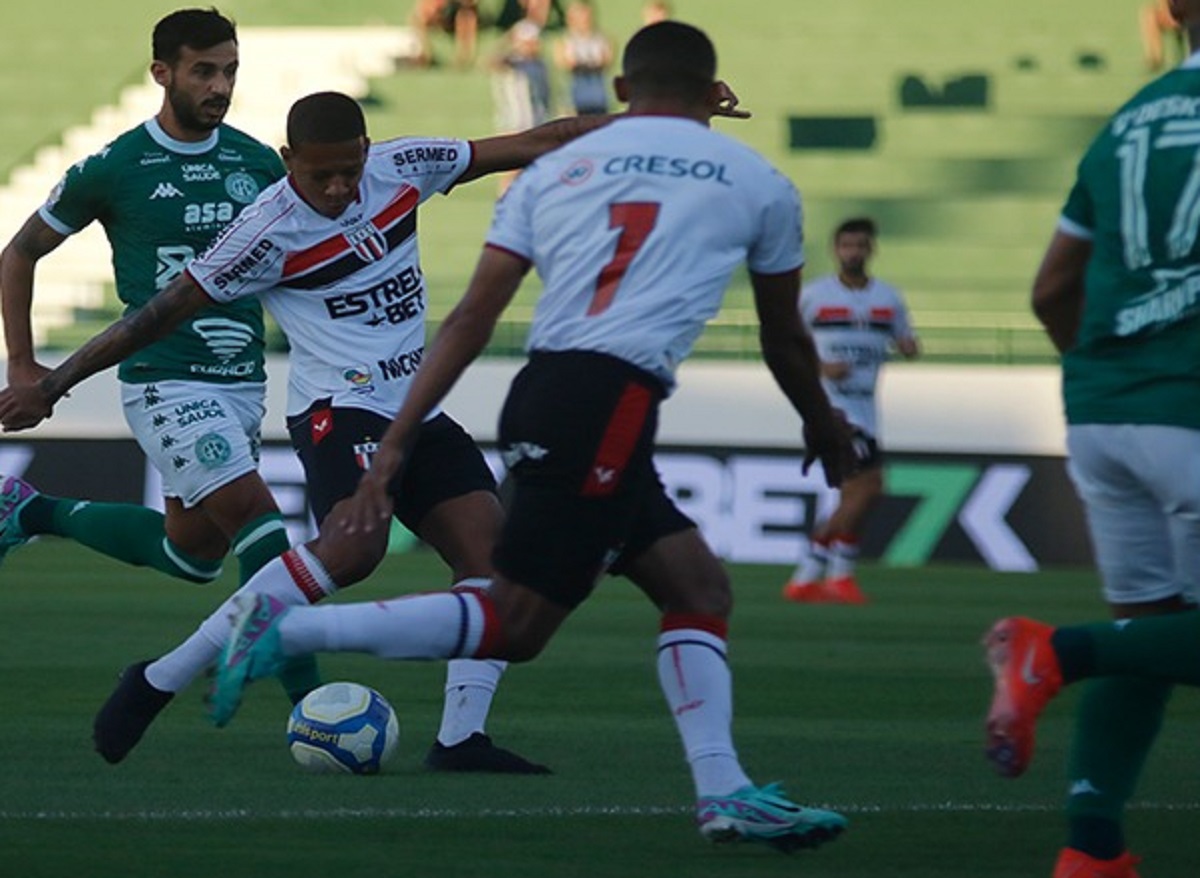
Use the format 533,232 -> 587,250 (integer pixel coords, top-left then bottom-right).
0,541 -> 1196,877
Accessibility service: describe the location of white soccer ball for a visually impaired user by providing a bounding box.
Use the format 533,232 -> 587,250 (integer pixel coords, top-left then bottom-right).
286,681 -> 399,775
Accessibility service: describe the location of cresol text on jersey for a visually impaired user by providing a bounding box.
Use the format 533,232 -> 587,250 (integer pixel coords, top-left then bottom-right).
602,154 -> 732,186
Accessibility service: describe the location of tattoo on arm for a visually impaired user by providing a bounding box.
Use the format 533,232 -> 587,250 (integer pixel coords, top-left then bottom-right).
40,278 -> 203,403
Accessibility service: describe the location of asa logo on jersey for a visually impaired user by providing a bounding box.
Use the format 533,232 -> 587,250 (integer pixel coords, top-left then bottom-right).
344,222 -> 389,263
185,201 -> 236,228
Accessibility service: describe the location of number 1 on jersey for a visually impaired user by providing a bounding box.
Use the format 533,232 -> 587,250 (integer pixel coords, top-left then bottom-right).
588,201 -> 660,315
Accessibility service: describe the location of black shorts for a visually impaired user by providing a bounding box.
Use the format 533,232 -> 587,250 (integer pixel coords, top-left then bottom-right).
287,404 -> 496,530
851,428 -> 884,470
493,351 -> 694,609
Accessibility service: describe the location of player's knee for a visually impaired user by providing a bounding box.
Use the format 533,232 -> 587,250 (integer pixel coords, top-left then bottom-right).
492,629 -> 550,663
310,523 -> 387,587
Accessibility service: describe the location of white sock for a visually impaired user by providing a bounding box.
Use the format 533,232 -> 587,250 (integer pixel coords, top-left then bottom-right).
145,546 -> 337,693
437,659 -> 507,746
791,536 -> 829,584
656,620 -> 752,798
280,589 -> 493,660
827,536 -> 859,580
436,577 -> 507,746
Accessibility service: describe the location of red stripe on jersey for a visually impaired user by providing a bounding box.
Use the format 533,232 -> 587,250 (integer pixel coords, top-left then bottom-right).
661,613 -> 729,640
814,306 -> 853,322
869,307 -> 895,321
282,549 -> 325,604
581,382 -> 653,497
281,186 -> 420,278
371,185 -> 419,232
282,233 -> 348,278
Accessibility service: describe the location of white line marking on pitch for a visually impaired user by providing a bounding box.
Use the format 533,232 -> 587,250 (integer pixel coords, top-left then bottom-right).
0,801 -> 1197,821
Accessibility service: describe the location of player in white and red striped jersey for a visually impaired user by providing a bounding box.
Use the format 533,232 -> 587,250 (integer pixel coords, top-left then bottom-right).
213,21 -> 858,851
784,217 -> 919,605
9,89 -> 615,773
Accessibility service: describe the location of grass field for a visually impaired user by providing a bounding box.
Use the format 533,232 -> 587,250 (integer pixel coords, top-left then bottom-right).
0,541 -> 1196,877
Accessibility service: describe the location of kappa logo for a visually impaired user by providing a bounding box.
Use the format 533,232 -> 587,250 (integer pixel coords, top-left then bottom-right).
150,182 -> 185,199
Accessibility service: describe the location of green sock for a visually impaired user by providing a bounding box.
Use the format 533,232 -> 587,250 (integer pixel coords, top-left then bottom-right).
232,513 -> 321,702
231,512 -> 290,586
1065,677 -> 1171,859
1055,611 -> 1200,685
19,495 -> 221,584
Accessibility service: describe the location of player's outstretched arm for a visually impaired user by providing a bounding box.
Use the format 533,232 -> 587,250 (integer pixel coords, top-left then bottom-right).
1032,229 -> 1090,354
460,114 -> 616,183
752,269 -> 855,488
0,274 -> 210,431
0,213 -> 69,386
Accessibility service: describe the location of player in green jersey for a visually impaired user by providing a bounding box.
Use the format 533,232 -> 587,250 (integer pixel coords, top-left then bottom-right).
983,2 -> 1200,875
0,7 -> 540,776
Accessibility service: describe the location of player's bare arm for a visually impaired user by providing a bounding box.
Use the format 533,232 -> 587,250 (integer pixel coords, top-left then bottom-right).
0,274 -> 210,431
752,269 -> 854,488
0,213 -> 68,383
460,114 -> 616,183
460,81 -> 749,184
337,246 -> 530,535
1032,229 -> 1091,354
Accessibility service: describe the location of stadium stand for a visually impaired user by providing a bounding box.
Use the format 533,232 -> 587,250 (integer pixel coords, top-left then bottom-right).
0,5 -> 1156,363
0,26 -> 420,352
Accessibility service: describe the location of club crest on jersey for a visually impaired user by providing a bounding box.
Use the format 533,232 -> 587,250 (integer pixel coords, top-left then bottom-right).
344,222 -> 389,263
353,440 -> 380,471
224,171 -> 261,204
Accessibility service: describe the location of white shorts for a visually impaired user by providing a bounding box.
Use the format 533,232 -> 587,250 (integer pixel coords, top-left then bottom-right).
1067,423 -> 1200,605
121,379 -> 266,508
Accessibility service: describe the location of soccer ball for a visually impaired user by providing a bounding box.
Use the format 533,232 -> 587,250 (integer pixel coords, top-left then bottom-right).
286,681 -> 399,775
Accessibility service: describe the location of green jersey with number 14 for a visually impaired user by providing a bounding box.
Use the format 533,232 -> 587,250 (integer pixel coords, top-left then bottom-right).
1060,58 -> 1200,428
39,118 -> 284,384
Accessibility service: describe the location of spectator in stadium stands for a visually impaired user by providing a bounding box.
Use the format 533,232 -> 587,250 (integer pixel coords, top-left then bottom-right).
206,21 -> 858,852
491,15 -> 553,132
0,8 -> 593,776
1141,0 -> 1186,70
409,0 -> 480,69
983,2 -> 1200,875
641,0 -> 672,25
554,1 -> 613,115
783,217 -> 918,606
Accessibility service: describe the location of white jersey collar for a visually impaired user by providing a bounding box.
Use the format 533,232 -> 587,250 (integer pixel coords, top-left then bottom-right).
144,117 -> 220,154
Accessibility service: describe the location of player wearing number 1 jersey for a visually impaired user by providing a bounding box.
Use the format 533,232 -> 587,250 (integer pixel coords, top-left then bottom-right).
210,22 -> 858,851
991,2 -> 1200,874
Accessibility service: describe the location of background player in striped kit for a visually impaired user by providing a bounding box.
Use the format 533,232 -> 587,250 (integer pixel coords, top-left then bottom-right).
783,217 -> 918,605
